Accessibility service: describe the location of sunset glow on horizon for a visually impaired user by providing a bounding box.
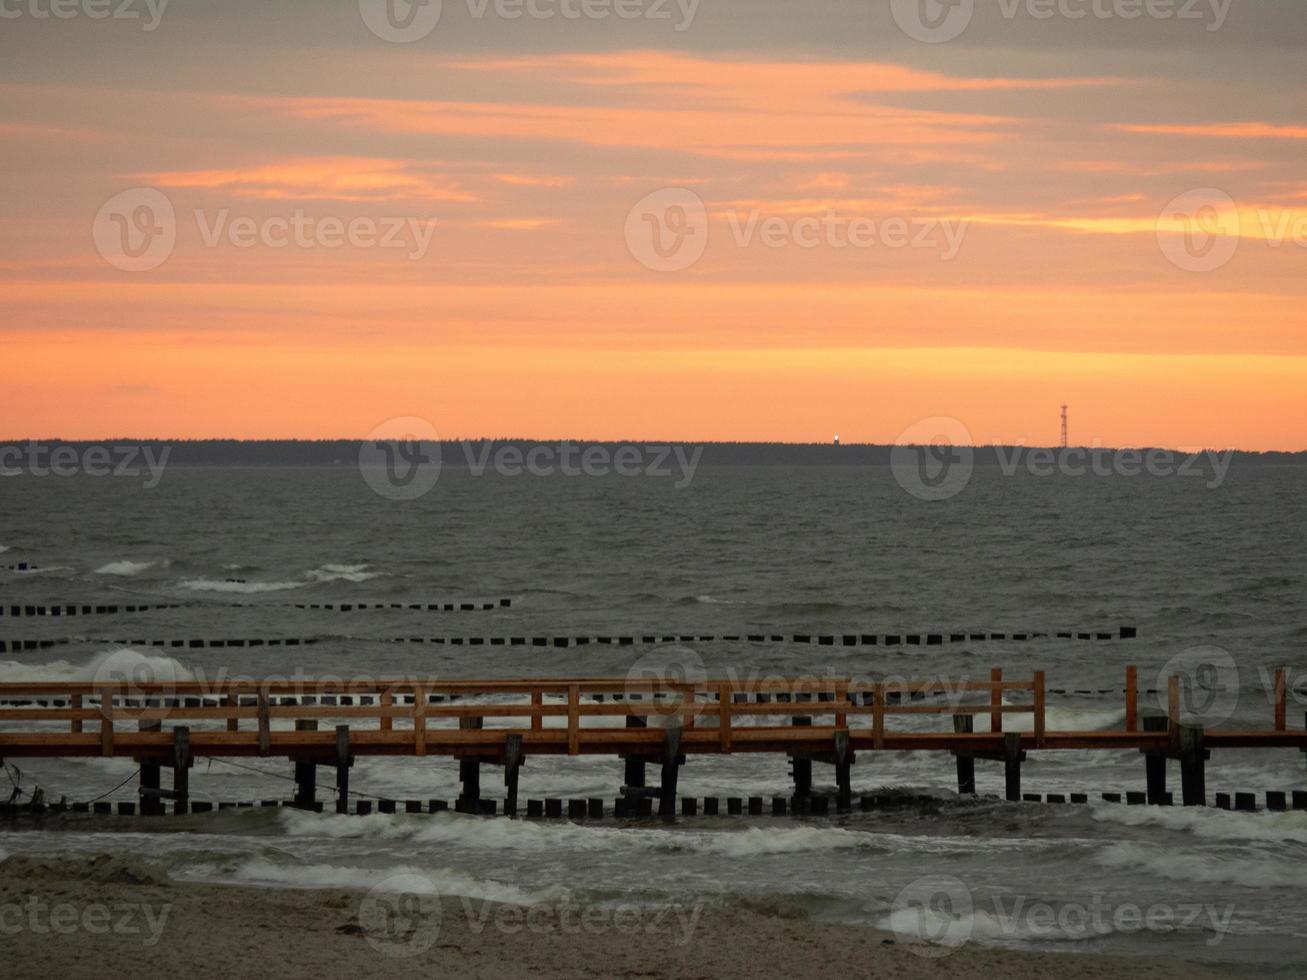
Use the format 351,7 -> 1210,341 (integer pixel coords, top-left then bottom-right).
2,4 -> 1304,450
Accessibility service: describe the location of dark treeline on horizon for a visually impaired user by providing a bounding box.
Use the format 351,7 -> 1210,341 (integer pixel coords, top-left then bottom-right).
0,440 -> 1303,465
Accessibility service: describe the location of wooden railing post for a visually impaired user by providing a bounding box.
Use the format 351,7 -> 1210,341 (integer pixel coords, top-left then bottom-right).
71,692 -> 82,734
990,667 -> 1003,734
413,685 -> 427,757
98,685 -> 114,757
1275,669 -> 1287,732
380,687 -> 393,733
834,681 -> 847,731
1033,671 -> 1046,747
1168,675 -> 1180,727
718,681 -> 732,752
226,692 -> 238,733
1125,665 -> 1138,732
873,682 -> 885,749
567,683 -> 580,755
531,690 -> 543,732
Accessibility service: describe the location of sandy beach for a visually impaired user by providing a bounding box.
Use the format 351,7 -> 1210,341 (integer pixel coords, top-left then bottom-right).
0,854 -> 1240,979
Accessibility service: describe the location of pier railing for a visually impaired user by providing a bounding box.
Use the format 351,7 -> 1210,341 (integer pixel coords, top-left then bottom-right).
0,667 -> 1301,816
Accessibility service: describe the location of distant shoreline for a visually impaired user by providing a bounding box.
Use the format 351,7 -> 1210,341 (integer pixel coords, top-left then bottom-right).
1,440 -> 1304,466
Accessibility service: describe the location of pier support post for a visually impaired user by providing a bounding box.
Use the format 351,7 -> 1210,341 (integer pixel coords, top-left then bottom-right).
294,720 -> 317,809
172,726 -> 190,816
1003,732 -> 1023,803
659,719 -> 683,821
790,716 -> 812,801
624,715 -> 647,790
138,720 -> 164,816
833,731 -> 851,811
1178,723 -> 1207,807
953,715 -> 975,795
1143,713 -> 1168,805
503,734 -> 523,817
335,725 -> 352,815
457,716 -> 483,813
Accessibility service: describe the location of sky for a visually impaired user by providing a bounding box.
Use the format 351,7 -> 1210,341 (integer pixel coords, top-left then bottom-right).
1,0 -> 1305,449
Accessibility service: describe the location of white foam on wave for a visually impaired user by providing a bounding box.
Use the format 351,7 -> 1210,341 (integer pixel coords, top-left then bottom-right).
880,904 -> 1114,947
0,544 -> 9,554
1093,841 -> 1304,889
95,560 -> 157,576
979,704 -> 1124,734
305,563 -> 383,584
1092,803 -> 1307,844
0,648 -> 195,684
277,810 -> 1068,861
181,563 -> 382,594
197,857 -> 553,905
181,578 -> 306,594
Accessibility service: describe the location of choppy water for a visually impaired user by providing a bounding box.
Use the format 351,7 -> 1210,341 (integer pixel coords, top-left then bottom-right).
1,463 -> 1305,976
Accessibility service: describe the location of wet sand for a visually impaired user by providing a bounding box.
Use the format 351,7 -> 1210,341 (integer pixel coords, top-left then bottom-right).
0,855 -> 1239,979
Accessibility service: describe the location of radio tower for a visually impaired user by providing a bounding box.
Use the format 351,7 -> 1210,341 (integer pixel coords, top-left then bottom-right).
1060,404 -> 1068,448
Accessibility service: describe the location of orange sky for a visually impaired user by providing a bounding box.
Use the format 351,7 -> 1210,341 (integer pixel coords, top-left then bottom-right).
1,6 -> 1304,449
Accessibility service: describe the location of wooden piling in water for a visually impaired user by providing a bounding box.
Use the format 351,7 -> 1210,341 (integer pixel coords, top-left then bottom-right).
659,718 -> 682,820
834,730 -> 852,811
953,714 -> 975,795
457,715 -> 483,812
293,719 -> 318,809
1178,723 -> 1207,806
503,733 -> 523,817
172,726 -> 190,816
624,715 -> 647,790
1003,731 -> 1023,802
1142,713 -> 1169,805
335,725 -> 351,814
790,715 -> 812,801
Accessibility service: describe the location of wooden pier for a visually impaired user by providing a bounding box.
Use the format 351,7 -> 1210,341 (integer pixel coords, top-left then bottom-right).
0,667 -> 1303,818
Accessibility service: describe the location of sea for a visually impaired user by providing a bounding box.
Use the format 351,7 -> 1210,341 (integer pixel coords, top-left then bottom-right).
1,461 -> 1305,976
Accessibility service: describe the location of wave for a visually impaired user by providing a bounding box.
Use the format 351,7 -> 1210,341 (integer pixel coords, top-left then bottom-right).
181,564 -> 382,594
180,578 -> 306,594
95,560 -> 158,576
305,563 -> 383,584
1093,842 -> 1305,889
188,856 -> 554,905
980,704 -> 1124,734
1092,804 -> 1307,845
0,545 -> 9,554
0,648 -> 195,684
